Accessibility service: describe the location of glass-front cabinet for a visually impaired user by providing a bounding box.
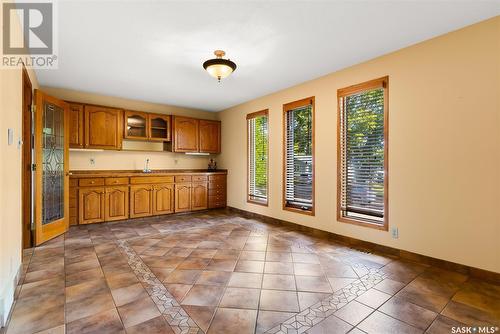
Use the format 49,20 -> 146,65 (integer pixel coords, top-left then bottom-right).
125,110 -> 148,140
149,114 -> 171,141
124,110 -> 171,142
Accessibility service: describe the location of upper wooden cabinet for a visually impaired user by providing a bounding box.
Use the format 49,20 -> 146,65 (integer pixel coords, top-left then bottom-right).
149,114 -> 171,141
85,105 -> 123,150
172,116 -> 221,154
199,120 -> 221,153
68,103 -> 84,148
124,110 -> 149,140
173,116 -> 199,152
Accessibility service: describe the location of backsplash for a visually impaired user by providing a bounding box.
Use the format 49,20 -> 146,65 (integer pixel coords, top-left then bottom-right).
70,150 -> 213,170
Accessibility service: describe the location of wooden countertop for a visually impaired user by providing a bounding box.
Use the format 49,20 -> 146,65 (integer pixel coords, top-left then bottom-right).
69,169 -> 227,178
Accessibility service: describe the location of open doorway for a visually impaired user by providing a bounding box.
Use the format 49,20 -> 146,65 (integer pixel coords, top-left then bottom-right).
22,66 -> 33,249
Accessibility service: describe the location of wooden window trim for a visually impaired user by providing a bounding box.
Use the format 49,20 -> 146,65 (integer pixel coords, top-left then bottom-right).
247,109 -> 269,206
282,97 -> 315,216
337,76 -> 389,231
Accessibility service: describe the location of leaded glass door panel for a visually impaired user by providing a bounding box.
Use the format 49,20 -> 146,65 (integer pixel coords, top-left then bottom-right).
34,90 -> 69,245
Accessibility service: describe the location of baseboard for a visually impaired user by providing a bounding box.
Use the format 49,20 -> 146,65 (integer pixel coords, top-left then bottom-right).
0,264 -> 23,330
226,206 -> 500,284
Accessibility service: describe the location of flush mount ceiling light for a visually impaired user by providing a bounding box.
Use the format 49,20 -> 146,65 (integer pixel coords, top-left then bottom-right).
203,50 -> 237,82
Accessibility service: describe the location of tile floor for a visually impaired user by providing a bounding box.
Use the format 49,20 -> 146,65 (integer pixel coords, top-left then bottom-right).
4,210 -> 500,334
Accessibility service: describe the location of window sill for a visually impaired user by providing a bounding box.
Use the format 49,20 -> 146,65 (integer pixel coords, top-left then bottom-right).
247,198 -> 268,207
283,205 -> 315,216
338,216 -> 388,231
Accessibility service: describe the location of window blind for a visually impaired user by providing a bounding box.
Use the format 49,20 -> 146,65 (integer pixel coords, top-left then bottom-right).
339,80 -> 387,225
284,102 -> 313,211
248,112 -> 268,204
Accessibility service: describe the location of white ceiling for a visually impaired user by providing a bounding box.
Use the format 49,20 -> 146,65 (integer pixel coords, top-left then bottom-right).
35,1 -> 500,111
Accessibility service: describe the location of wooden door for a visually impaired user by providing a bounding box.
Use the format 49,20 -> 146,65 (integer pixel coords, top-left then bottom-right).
149,114 -> 171,141
85,105 -> 123,149
174,183 -> 191,212
124,110 -> 149,140
105,186 -> 129,221
191,182 -> 208,211
152,183 -> 174,215
130,185 -> 153,218
79,187 -> 105,224
22,67 -> 33,248
199,120 -> 221,153
33,90 -> 70,245
173,116 -> 199,152
68,103 -> 84,148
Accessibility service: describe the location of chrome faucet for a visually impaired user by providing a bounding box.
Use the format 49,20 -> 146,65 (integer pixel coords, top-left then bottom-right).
143,158 -> 151,173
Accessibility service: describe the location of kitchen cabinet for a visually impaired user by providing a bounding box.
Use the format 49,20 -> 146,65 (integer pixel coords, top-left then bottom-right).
79,187 -> 105,224
124,110 -> 148,140
173,116 -> 199,152
152,183 -> 174,215
175,183 -> 192,212
85,105 -> 123,149
130,185 -> 153,218
68,103 -> 84,148
105,186 -> 129,221
149,114 -> 171,141
191,182 -> 208,211
199,120 -> 221,153
208,174 -> 227,208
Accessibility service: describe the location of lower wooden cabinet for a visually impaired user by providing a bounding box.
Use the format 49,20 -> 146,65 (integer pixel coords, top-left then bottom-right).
152,183 -> 174,215
105,186 -> 129,222
72,172 -> 226,224
191,182 -> 208,211
175,183 -> 192,213
130,185 -> 153,218
79,187 -> 105,224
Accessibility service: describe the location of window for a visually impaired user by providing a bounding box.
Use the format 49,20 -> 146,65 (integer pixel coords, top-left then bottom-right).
283,97 -> 315,215
247,110 -> 269,205
337,77 -> 388,230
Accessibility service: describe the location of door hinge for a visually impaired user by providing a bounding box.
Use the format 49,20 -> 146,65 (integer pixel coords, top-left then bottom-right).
31,105 -> 36,113
31,163 -> 36,171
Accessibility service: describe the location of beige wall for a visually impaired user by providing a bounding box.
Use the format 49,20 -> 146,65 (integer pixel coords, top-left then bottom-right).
41,87 -> 218,170
218,17 -> 500,273
0,9 -> 39,325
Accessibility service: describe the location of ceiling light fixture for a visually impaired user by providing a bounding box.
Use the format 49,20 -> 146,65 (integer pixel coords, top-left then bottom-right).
203,50 -> 236,82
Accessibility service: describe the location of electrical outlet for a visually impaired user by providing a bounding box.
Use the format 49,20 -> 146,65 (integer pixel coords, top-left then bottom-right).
174,159 -> 178,165
391,227 -> 399,239
89,158 -> 95,166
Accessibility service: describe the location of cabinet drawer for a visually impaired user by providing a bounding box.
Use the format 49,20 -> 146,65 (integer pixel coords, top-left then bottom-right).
175,175 -> 192,183
105,177 -> 129,185
192,175 -> 208,182
130,176 -> 174,184
209,174 -> 226,182
208,195 -> 226,208
208,188 -> 226,196
79,178 -> 105,187
208,181 -> 226,190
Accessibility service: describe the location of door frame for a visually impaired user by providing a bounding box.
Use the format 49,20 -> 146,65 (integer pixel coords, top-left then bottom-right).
22,66 -> 33,249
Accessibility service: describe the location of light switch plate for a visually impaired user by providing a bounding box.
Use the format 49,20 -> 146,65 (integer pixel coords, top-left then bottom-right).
7,128 -> 13,145
391,227 -> 399,239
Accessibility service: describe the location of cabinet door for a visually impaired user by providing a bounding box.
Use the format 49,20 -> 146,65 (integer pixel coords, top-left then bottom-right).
199,120 -> 221,153
191,182 -> 208,211
68,103 -> 84,148
124,110 -> 149,140
85,105 -> 123,149
173,116 -> 199,152
130,185 -> 153,218
149,114 -> 171,141
79,187 -> 105,224
152,183 -> 174,215
174,183 -> 192,212
105,186 -> 129,222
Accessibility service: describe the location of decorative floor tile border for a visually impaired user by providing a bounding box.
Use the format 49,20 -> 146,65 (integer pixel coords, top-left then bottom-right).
115,215 -> 389,334
117,239 -> 202,334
